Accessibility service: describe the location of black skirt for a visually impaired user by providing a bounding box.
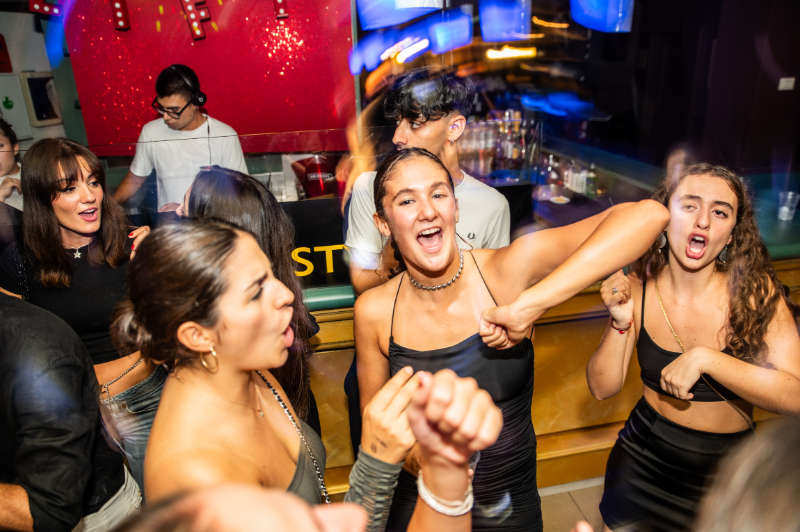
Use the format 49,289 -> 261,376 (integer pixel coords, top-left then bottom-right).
599,398 -> 750,532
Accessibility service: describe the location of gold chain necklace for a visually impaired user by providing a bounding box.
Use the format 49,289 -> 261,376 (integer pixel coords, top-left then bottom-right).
653,276 -> 756,432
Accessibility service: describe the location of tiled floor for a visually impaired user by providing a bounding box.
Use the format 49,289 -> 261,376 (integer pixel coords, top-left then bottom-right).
541,482 -> 604,532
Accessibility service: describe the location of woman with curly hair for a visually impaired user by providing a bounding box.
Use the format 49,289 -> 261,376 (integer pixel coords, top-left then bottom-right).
587,162 -> 800,532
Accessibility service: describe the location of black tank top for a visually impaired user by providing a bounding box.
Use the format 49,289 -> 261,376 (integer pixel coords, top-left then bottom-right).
637,281 -> 741,402
385,254 -> 542,532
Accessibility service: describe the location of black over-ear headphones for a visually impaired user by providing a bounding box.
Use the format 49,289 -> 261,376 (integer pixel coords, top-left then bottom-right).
169,64 -> 208,106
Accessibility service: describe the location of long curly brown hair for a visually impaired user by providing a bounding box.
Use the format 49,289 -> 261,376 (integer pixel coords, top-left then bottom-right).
633,162 -> 800,362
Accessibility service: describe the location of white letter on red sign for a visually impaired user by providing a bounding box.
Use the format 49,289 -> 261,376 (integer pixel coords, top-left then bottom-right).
179,0 -> 211,40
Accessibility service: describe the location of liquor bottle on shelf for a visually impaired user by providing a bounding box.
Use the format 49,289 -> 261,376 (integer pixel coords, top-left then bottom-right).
548,154 -> 561,185
493,119 -> 505,172
479,122 -> 494,178
562,159 -> 572,191
585,163 -> 598,199
459,124 -> 477,177
578,164 -> 588,195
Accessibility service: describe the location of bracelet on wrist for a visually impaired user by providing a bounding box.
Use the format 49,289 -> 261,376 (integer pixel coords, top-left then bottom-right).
609,316 -> 632,333
416,470 -> 473,516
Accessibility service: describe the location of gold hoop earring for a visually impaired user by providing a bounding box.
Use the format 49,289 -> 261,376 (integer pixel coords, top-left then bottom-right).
200,346 -> 219,373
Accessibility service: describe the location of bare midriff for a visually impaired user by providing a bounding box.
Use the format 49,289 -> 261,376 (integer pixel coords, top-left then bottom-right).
95,352 -> 157,398
643,386 -> 752,433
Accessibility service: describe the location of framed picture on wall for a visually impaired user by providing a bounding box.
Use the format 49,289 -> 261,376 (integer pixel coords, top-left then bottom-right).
19,71 -> 63,127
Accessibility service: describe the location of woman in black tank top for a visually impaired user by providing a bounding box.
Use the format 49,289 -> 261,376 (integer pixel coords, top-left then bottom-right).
355,148 -> 669,532
587,163 -> 800,532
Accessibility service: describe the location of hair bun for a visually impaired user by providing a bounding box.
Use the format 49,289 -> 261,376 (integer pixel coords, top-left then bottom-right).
111,299 -> 152,355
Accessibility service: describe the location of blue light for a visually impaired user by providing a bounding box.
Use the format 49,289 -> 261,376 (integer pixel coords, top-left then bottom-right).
356,0 -> 439,31
479,0 -> 531,43
349,8 -> 471,74
522,92 -> 600,118
570,0 -> 634,33
429,8 -> 472,54
348,30 -> 398,75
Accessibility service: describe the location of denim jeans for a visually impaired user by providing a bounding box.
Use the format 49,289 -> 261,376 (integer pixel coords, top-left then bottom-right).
72,468 -> 141,532
101,365 -> 167,497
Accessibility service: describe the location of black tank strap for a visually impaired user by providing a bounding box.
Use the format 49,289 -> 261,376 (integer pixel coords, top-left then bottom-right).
468,252 -> 498,306
389,273 -> 404,337
641,278 -> 647,327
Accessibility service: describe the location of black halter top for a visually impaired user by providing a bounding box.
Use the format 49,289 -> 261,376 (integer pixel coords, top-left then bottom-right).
637,281 -> 741,402
385,255 -> 542,532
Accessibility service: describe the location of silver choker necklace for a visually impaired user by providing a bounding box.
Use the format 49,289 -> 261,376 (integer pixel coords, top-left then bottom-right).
409,248 -> 464,291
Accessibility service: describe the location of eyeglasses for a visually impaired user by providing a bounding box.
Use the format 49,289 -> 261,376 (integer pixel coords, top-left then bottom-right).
151,97 -> 192,119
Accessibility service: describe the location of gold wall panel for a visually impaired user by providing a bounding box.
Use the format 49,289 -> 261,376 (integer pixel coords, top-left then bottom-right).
309,349 -> 355,469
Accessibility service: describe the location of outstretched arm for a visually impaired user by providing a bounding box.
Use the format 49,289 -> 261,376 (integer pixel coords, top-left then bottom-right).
481,200 -> 669,348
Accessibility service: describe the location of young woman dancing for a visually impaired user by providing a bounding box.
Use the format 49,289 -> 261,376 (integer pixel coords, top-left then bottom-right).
356,148 -> 669,531
586,163 -> 800,531
178,166 -> 321,434
0,138 -> 153,492
113,220 -> 502,532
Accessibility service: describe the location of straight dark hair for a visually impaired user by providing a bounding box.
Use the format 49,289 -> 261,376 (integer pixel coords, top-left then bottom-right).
188,166 -> 313,419
21,138 -> 129,288
373,148 -> 454,278
155,64 -> 197,100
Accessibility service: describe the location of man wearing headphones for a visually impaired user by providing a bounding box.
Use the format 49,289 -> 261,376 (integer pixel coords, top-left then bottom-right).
113,64 -> 247,211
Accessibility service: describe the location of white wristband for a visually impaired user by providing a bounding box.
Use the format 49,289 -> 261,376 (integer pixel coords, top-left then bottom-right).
416,470 -> 473,516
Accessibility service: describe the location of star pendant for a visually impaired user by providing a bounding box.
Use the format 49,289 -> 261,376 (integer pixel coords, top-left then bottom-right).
74,250 -> 81,259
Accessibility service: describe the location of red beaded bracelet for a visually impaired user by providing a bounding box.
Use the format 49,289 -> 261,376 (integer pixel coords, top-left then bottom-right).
609,316 -> 632,333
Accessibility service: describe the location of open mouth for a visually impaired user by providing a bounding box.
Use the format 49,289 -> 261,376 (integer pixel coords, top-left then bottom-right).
79,208 -> 98,222
417,227 -> 443,253
686,233 -> 707,260
283,324 -> 295,348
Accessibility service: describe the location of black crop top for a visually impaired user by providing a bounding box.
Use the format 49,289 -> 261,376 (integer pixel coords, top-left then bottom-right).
637,281 -> 741,402
0,241 -> 133,365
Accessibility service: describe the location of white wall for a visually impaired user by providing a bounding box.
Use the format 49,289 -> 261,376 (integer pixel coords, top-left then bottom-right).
0,12 -> 66,150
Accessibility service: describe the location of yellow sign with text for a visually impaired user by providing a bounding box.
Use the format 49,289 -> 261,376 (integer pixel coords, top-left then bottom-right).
292,245 -> 347,276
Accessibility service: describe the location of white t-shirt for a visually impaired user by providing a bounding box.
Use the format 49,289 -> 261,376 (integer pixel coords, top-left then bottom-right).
345,170 -> 510,268
130,115 -> 248,208
1,164 -> 23,211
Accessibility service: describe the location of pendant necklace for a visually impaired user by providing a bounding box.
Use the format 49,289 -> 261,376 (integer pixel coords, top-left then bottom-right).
64,239 -> 93,259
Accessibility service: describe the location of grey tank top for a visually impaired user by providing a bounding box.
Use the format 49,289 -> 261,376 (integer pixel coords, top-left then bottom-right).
286,419 -> 327,505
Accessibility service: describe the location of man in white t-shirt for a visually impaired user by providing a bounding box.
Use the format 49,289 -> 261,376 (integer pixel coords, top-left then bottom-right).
113,64 -> 248,211
345,66 -> 510,296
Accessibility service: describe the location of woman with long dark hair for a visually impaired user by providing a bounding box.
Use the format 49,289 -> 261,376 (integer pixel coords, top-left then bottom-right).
178,166 -> 318,431
114,219 -> 503,532
587,163 -> 800,531
0,138 -> 155,494
356,148 -> 669,532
